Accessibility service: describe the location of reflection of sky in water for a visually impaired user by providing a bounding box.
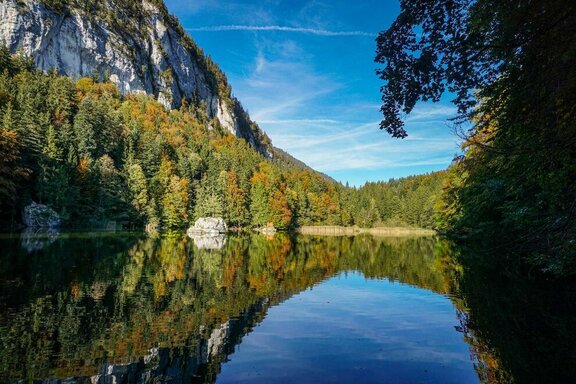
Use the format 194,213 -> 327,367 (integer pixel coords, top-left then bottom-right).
218,272 -> 478,384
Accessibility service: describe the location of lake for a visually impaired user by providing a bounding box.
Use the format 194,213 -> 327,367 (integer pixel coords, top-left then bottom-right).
0,232 -> 574,383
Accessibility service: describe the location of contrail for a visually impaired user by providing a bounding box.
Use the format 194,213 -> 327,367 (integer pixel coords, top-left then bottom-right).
187,25 -> 375,37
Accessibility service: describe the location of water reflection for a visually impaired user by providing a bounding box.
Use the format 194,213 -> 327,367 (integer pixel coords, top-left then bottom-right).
188,233 -> 227,250
20,227 -> 60,253
435,241 -> 576,383
0,233 -> 574,383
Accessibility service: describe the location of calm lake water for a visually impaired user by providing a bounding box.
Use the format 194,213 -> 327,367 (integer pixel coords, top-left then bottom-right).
0,232 -> 574,383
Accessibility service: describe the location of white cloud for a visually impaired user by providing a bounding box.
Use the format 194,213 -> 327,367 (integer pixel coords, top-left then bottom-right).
232,45 -> 340,123
187,25 -> 376,37
404,104 -> 458,122
264,116 -> 457,173
166,0 -> 458,184
234,52 -> 458,176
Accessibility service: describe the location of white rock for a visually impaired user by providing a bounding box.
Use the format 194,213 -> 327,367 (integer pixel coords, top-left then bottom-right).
256,226 -> 277,235
22,202 -> 61,228
187,217 -> 227,235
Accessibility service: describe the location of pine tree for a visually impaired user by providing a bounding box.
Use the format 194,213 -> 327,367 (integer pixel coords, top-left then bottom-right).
162,176 -> 190,228
96,154 -> 126,221
0,129 -> 29,213
194,179 -> 224,219
126,162 -> 149,223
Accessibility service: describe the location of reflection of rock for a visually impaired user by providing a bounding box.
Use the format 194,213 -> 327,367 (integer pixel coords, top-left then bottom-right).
20,227 -> 59,253
23,202 -> 61,228
187,217 -> 227,235
189,233 -> 227,250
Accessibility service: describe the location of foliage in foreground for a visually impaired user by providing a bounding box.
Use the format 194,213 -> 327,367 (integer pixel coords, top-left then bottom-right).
376,0 -> 576,275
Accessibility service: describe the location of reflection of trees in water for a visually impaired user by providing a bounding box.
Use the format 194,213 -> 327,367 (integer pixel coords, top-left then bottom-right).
436,242 -> 576,383
0,233 -> 446,382
1,234 -> 573,383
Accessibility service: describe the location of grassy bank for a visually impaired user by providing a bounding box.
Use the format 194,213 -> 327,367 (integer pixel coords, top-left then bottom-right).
297,226 -> 435,237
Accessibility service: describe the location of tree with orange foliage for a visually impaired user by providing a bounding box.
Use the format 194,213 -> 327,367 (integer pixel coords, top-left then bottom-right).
224,170 -> 249,227
269,186 -> 292,229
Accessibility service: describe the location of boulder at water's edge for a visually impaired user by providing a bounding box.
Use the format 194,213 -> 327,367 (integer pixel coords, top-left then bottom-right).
187,217 -> 227,235
23,202 -> 61,228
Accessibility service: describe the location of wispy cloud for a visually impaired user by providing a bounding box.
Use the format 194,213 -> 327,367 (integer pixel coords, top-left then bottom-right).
257,118 -> 340,125
166,0 -> 457,185
234,49 -> 457,178
404,105 -> 457,122
233,47 -> 340,122
187,25 -> 376,37
264,116 -> 458,176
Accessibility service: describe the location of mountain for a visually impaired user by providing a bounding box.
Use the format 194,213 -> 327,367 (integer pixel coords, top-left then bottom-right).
0,0 -> 272,155
272,146 -> 336,184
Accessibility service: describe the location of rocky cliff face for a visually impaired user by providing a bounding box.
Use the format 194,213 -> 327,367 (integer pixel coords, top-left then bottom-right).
0,0 -> 271,155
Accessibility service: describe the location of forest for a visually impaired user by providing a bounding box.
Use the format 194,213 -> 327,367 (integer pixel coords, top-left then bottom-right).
0,48 -> 444,231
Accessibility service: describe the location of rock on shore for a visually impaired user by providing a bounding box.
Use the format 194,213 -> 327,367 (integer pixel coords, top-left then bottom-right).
23,202 -> 61,228
187,217 -> 227,235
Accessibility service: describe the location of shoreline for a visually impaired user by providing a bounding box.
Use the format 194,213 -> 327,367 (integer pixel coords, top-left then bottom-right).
0,225 -> 436,237
297,226 -> 436,237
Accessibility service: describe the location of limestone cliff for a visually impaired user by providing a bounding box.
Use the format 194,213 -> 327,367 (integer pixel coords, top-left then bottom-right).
0,0 -> 272,155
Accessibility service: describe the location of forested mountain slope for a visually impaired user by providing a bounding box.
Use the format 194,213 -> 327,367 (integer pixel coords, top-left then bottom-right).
0,51 -> 445,230
0,0 -> 447,231
0,50 -> 344,229
0,0 -> 271,154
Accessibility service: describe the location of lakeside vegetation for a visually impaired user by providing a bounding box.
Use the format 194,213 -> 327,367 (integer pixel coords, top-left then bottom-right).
0,48 -> 444,232
376,0 -> 575,276
298,226 -> 435,236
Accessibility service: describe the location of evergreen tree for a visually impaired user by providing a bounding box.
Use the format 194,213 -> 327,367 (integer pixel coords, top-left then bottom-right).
194,179 -> 224,219
162,175 -> 190,228
126,162 -> 150,223
249,177 -> 270,227
0,129 -> 29,214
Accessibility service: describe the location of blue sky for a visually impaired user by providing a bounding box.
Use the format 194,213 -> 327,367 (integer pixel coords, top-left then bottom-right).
164,0 -> 461,186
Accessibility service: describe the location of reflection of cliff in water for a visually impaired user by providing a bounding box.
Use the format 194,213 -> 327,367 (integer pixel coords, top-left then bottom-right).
87,298 -> 278,384
1,233 -> 447,383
